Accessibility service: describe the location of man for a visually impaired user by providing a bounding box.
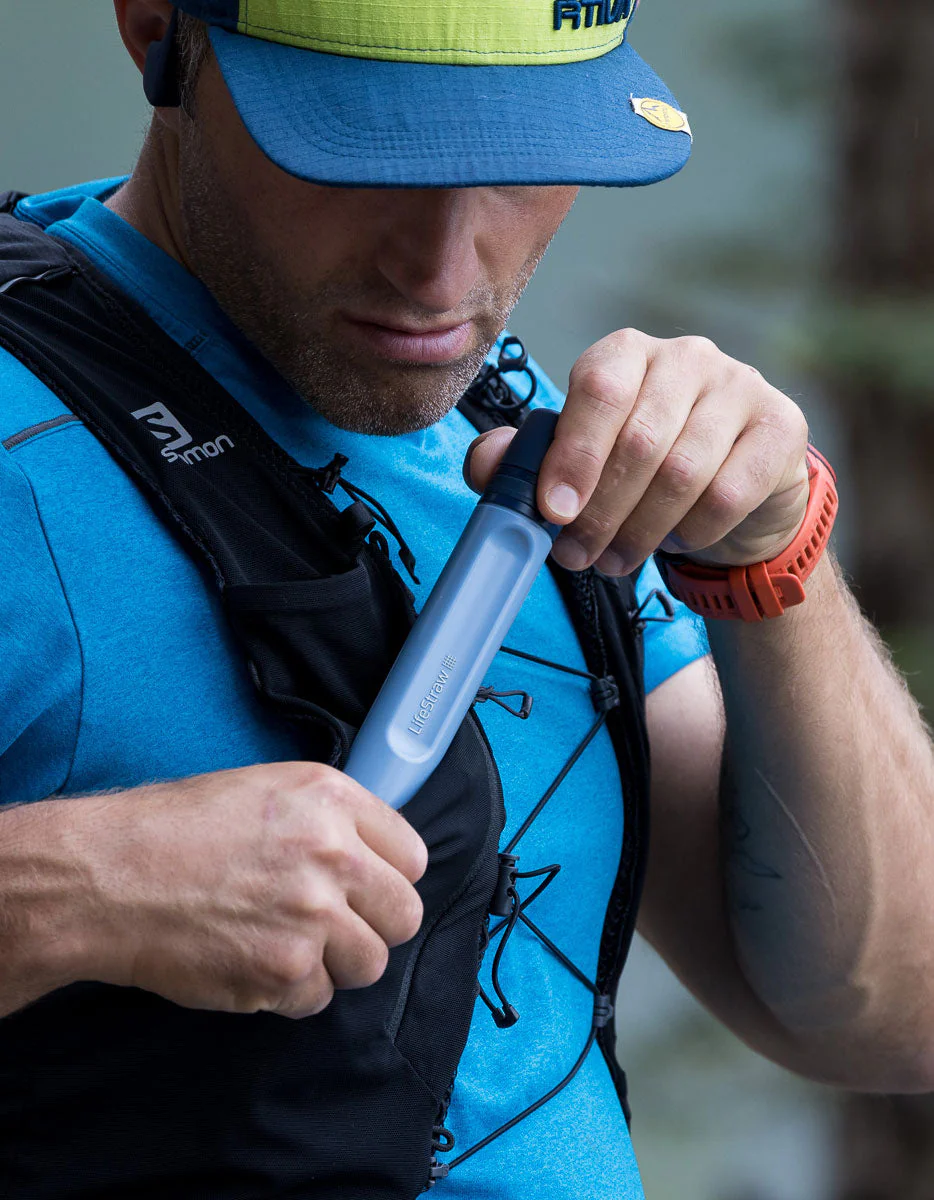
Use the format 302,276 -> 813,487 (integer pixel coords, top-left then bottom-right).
1,1 -> 933,1197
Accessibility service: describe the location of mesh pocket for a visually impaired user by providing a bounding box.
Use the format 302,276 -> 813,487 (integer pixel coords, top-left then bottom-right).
390,714 -> 506,1102
224,553 -> 413,760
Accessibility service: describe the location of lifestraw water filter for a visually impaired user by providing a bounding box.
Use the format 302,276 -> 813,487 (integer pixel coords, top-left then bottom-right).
345,408 -> 561,810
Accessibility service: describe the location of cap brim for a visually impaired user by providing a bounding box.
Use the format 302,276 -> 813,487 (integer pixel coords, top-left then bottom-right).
209,27 -> 691,188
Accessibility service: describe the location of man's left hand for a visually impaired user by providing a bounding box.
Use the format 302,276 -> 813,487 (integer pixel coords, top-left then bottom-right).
466,329 -> 811,576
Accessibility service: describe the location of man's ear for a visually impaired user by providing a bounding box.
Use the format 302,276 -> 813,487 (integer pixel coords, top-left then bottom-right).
113,0 -> 177,76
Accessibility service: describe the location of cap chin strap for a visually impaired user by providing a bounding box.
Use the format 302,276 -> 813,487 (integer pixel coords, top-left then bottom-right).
143,7 -> 182,108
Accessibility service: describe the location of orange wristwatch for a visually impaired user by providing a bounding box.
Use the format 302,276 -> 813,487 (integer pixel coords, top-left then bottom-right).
655,447 -> 838,622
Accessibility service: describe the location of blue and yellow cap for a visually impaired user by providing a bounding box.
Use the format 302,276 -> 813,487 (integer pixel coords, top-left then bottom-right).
169,0 -> 692,187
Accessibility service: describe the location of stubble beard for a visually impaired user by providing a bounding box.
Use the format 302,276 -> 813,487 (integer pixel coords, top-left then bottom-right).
176,121 -> 549,436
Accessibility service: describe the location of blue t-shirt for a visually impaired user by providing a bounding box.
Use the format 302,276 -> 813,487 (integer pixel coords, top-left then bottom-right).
0,180 -> 709,1198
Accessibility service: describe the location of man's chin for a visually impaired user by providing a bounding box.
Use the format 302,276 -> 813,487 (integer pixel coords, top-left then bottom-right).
294,351 -> 491,437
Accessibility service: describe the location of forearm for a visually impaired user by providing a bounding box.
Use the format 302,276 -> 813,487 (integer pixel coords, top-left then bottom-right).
708,553 -> 934,1088
0,798 -> 99,1017
0,765 -> 426,1023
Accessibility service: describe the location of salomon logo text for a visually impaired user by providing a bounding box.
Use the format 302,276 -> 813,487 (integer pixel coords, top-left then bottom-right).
132,403 -> 235,466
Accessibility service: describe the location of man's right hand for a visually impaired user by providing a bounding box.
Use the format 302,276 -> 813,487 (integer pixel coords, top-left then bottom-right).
0,763 -> 427,1020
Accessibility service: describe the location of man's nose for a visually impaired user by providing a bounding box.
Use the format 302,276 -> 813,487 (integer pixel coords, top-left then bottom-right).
375,189 -> 484,314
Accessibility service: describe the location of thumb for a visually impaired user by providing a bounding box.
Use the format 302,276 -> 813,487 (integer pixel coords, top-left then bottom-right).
461,426 -> 517,493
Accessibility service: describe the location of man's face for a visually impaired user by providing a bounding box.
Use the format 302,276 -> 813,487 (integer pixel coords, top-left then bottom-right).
175,54 -> 578,435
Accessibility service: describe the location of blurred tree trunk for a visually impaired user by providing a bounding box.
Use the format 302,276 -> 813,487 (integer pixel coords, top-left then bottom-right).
831,1 -> 934,1196
828,0 -> 934,626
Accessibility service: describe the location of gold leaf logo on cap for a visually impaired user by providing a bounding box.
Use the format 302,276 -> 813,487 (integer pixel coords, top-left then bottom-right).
631,97 -> 692,137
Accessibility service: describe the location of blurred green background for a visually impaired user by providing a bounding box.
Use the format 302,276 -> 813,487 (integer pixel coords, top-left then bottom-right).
3,2 -> 932,1197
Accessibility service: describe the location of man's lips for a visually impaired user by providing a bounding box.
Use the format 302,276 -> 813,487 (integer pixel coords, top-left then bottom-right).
339,314 -> 474,364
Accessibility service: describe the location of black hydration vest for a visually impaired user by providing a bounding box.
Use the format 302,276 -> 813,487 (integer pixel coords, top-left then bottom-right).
0,197 -> 653,1200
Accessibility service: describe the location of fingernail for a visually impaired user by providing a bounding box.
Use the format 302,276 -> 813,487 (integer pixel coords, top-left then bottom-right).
552,536 -> 589,572
660,533 -> 686,554
545,484 -> 581,520
596,549 -> 627,576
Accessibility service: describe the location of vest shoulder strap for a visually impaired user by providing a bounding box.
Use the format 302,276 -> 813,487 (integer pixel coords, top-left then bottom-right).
0,213 -> 360,587
456,344 -> 652,1117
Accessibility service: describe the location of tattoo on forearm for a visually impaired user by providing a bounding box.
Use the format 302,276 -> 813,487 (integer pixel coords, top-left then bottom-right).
720,757 -> 782,915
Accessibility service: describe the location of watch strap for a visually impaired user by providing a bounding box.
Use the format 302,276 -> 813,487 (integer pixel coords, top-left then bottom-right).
656,446 -> 838,622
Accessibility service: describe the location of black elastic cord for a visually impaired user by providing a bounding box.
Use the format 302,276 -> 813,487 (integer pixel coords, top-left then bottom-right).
494,643 -> 620,854
632,587 -> 675,630
500,643 -> 596,682
432,1126 -> 455,1154
443,638 -> 625,1175
504,709 -> 609,855
480,862 -> 564,1027
337,477 -> 420,584
477,882 -> 521,1028
447,1024 -> 599,1171
475,685 -> 533,720
303,453 -> 420,584
512,865 -> 563,921
517,912 -> 598,996
489,864 -> 561,939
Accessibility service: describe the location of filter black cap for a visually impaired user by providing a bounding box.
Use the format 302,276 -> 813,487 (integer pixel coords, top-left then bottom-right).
480,408 -> 561,537
497,408 -> 560,477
